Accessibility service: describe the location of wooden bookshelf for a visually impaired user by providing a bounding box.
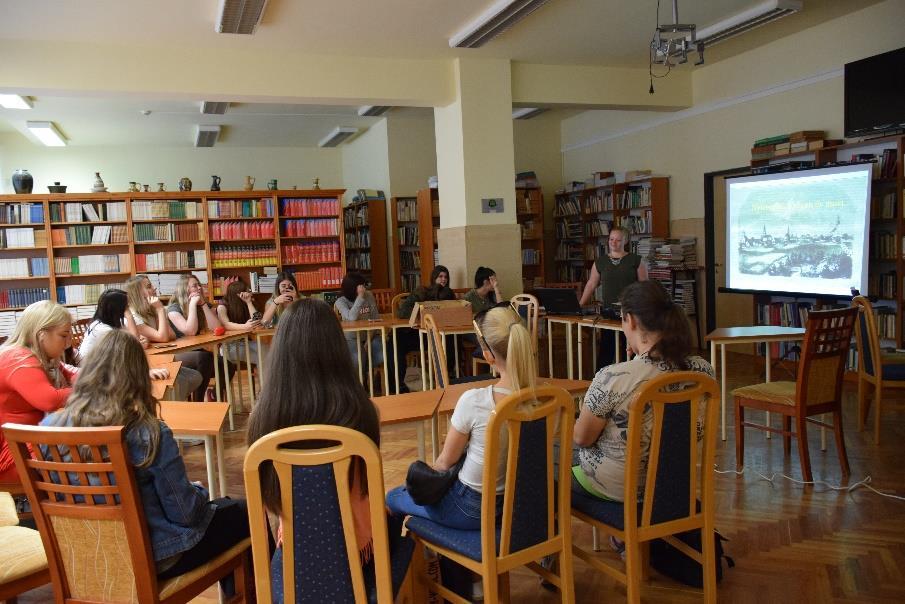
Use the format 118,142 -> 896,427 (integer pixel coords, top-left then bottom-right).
417,188 -> 440,287
517,186 -> 545,290
391,195 -> 419,292
343,198 -> 388,288
553,176 -> 670,283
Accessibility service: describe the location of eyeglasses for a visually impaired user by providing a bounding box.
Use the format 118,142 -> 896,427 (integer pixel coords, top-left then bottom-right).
473,301 -> 520,360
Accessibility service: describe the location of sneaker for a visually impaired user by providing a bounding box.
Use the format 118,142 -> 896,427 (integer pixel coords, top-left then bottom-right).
538,555 -> 557,591
471,580 -> 484,602
609,535 -> 626,561
179,438 -> 205,447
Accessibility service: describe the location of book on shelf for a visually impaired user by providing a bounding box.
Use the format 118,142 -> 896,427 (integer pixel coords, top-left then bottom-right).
209,198 -> 274,219
50,201 -> 126,223
0,288 -> 51,313
282,218 -> 338,237
292,266 -> 343,290
209,220 -> 275,240
396,198 -> 418,222
53,254 -> 130,275
282,241 -> 341,265
211,244 -> 278,268
57,282 -> 127,305
133,222 -> 204,242
355,189 -> 385,201
133,200 -> 203,220
279,198 -> 339,217
1,203 -> 44,225
135,250 -> 206,272
0,227 -> 39,248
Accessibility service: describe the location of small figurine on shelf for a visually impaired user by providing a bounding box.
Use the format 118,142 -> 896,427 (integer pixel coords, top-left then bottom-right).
267,179 -> 278,190
210,175 -> 221,191
179,177 -> 192,191
312,177 -> 320,190
157,182 -> 166,192
91,172 -> 107,193
142,184 -> 150,192
128,181 -> 140,192
243,176 -> 255,191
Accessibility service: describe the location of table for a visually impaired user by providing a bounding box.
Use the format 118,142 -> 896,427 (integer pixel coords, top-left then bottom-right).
372,389 -> 445,460
705,326 -> 806,441
546,314 -> 623,379
148,359 -> 181,399
341,316 -> 395,396
158,401 -> 230,500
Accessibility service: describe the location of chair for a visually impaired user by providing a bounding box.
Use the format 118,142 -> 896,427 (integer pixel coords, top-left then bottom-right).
732,307 -> 856,482
3,424 -> 252,604
70,318 -> 92,350
390,292 -> 410,319
472,294 -> 539,376
423,313 -> 490,390
571,372 -> 720,604
405,385 -> 576,604
851,295 -> 905,444
371,288 -> 396,314
0,490 -> 50,604
243,424 -> 414,603
453,287 -> 470,300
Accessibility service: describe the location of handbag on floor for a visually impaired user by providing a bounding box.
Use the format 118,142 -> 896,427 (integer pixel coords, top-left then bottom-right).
404,455 -> 465,506
649,528 -> 734,587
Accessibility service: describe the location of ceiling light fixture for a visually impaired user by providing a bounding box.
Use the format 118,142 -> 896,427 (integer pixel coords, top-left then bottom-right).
195,125 -> 221,148
357,106 -> 392,117
0,95 -> 33,110
216,0 -> 269,35
450,0 -> 550,48
319,127 -> 359,148
512,107 -> 546,120
201,101 -> 230,115
26,121 -> 66,146
695,0 -> 802,48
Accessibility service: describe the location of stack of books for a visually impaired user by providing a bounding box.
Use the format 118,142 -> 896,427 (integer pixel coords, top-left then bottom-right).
1,203 -> 44,224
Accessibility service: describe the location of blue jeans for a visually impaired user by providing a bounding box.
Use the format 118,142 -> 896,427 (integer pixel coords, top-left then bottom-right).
347,336 -> 384,368
386,480 -> 502,531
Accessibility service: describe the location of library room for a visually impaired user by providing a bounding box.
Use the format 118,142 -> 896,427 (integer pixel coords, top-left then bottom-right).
1,1 -> 904,602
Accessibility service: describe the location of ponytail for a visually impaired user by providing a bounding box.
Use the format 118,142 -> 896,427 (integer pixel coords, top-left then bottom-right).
620,281 -> 691,369
475,306 -> 536,391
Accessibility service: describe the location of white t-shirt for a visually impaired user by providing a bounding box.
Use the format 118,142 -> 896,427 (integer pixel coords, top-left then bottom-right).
450,384 -> 511,494
78,321 -> 113,360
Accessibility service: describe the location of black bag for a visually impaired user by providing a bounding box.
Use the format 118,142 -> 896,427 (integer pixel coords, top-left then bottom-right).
404,456 -> 465,506
649,529 -> 734,588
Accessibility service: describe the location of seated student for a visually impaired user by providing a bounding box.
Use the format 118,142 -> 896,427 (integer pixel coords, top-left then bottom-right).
334,272 -> 384,369
0,300 -> 78,484
463,266 -> 501,316
41,330 -> 254,593
125,275 -> 212,402
261,272 -> 298,328
573,280 -> 713,502
247,299 -> 410,589
80,288 -> 201,400
215,278 -> 263,366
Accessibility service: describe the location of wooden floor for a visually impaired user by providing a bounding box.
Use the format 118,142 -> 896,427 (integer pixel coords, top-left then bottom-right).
18,351 -> 905,603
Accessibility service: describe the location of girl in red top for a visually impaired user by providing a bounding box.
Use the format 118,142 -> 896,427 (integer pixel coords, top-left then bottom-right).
0,300 -> 78,483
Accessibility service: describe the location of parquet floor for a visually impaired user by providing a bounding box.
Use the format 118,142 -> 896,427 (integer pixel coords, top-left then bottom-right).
17,351 -> 905,603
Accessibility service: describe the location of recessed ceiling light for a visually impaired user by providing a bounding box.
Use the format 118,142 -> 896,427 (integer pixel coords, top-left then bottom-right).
26,121 -> 66,146
319,127 -> 359,148
195,125 -> 221,147
0,95 -> 33,110
512,107 -> 546,119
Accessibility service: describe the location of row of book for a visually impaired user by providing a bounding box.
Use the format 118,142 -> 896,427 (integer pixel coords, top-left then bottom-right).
395,198 -> 418,222
135,250 -> 207,272
280,198 -> 339,218
871,191 -> 897,220
648,237 -> 697,268
400,250 -> 421,271
0,288 -> 50,312
344,231 -> 370,248
51,224 -> 129,246
283,219 -> 338,238
555,264 -> 588,283
616,212 -> 653,236
585,219 -> 611,237
554,220 -> 582,239
133,200 -> 203,220
281,242 -> 341,265
0,257 -> 49,278
852,149 -> 898,179
1,203 -> 44,224
560,170 -> 654,192
750,131 -> 830,161
0,227 -> 45,248
211,245 -> 278,268
585,190 -> 615,213
400,273 -> 420,293
520,220 -> 541,240
618,186 -> 654,209
50,202 -> 126,223
66,305 -> 99,321
397,225 -> 419,246
522,249 -> 540,266
343,204 -> 371,228
554,196 -> 581,217
209,220 -> 275,241
292,266 -> 344,290
868,270 -> 896,299
133,222 -> 205,243
755,300 -> 813,359
555,242 -> 584,262
57,282 -> 127,305
208,198 -> 274,219
346,252 -> 373,271
869,232 -> 897,260
516,191 -> 539,214
54,254 -> 129,275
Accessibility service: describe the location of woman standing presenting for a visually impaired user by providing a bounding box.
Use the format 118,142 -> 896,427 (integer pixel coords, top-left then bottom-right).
578,227 -> 648,368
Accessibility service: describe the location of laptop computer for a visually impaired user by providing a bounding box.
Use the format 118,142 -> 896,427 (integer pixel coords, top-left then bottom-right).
534,288 -> 597,316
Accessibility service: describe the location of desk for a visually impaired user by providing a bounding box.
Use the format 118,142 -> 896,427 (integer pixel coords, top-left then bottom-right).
158,401 -> 230,500
372,389 -> 444,460
705,326 -> 805,441
546,315 -> 623,379
341,316 -> 395,396
148,360 -> 181,399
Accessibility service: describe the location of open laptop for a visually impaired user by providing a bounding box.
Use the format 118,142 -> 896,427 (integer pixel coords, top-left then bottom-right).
534,288 -> 597,316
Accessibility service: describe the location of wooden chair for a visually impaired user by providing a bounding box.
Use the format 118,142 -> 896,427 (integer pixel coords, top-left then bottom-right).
390,292 -> 410,319
243,424 -> 414,603
571,372 -> 720,604
851,295 -> 905,444
733,307 -> 856,482
453,287 -> 470,300
3,424 -> 252,604
472,294 -> 539,376
371,288 -> 396,314
69,318 -> 92,351
0,490 -> 50,604
405,386 -> 575,603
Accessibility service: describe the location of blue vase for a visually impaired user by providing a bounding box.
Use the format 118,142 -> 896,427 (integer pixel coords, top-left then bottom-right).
12,169 -> 33,194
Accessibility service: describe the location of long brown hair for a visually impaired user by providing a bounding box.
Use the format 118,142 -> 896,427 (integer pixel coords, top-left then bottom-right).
172,275 -> 207,332
247,298 -> 380,515
223,279 -> 251,324
46,330 -> 160,468
620,280 -> 692,369
125,275 -> 157,327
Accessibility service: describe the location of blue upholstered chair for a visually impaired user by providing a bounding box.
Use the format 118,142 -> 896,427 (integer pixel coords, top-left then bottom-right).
851,295 -> 905,444
243,425 -> 414,603
403,385 -> 576,603
571,372 -> 720,604
423,313 -> 490,389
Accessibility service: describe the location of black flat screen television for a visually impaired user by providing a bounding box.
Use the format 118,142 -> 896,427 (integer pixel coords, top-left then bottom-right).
844,46 -> 905,138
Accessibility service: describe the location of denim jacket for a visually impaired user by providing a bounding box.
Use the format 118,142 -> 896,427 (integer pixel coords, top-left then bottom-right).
39,417 -> 216,563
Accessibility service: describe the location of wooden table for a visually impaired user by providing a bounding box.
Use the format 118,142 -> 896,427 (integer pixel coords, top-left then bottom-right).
341,316 -> 396,396
372,389 -> 445,460
705,326 -> 806,441
546,314 -> 624,379
148,360 -> 181,399
158,401 -> 230,500
574,316 -> 624,379
419,322 -> 476,390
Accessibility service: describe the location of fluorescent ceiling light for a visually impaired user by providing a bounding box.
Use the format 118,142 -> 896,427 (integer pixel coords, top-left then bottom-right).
216,0 -> 269,34
450,0 -> 550,48
27,121 -> 66,146
195,125 -> 221,147
358,106 -> 392,117
0,95 -> 33,109
201,101 -> 230,115
319,127 -> 359,148
695,0 -> 802,47
512,107 -> 546,119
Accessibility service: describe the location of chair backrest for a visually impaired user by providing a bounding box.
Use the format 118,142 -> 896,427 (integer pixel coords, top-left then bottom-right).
422,313 -> 450,389
453,287 -> 470,300
481,386 -> 575,567
796,307 -> 857,409
852,296 -> 881,378
621,372 -> 719,539
3,424 -> 159,603
390,292 -> 409,319
371,288 -> 395,314
70,318 -> 92,350
244,425 -> 394,604
510,293 -> 539,353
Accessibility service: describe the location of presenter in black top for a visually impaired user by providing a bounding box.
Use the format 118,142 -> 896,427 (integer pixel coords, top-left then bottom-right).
578,226 -> 648,368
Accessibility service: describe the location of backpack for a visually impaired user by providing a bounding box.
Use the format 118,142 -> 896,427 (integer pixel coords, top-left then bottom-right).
649,528 -> 734,587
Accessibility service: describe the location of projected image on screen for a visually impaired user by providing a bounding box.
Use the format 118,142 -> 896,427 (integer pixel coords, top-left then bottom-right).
726,164 -> 872,297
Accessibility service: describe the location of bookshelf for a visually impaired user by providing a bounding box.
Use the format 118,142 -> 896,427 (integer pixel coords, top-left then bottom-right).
416,188 -> 440,287
391,196 -> 419,292
343,198 -> 389,288
517,186 -> 545,290
0,190 -> 347,313
553,176 -> 670,283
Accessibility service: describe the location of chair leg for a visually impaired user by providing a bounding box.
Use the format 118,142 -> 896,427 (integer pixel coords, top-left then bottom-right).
857,377 -> 867,432
783,415 -> 792,457
559,546 -> 576,604
873,382 -> 882,445
410,541 -> 429,603
796,416 -> 812,482
624,539 -> 642,604
499,571 -> 511,604
833,408 -> 851,477
472,357 -> 478,376
701,526 -> 717,604
734,398 -> 745,472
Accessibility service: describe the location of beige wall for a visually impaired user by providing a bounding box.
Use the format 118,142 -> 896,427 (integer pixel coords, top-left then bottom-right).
340,119 -> 391,206
386,112 -> 437,199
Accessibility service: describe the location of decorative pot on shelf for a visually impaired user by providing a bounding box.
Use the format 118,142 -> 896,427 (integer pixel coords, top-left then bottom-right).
142,184 -> 150,192
91,172 -> 107,193
179,177 -> 192,191
243,176 -> 255,191
267,179 -> 278,190
210,175 -> 221,191
312,177 -> 320,190
128,181 -> 140,192
47,181 -> 67,193
12,169 -> 34,194
157,182 -> 166,192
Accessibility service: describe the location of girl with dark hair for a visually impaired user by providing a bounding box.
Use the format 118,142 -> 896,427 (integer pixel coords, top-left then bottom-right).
464,266 -> 501,317
215,278 -> 263,366
335,272 -> 384,370
573,280 -> 713,504
261,272 -> 299,328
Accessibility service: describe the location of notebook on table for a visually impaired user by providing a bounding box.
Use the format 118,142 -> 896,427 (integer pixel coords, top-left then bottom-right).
534,288 -> 597,316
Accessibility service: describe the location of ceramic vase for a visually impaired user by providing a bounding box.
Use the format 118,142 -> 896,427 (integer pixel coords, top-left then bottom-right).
12,169 -> 33,194
210,175 -> 221,191
179,177 -> 192,191
91,172 -> 107,193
